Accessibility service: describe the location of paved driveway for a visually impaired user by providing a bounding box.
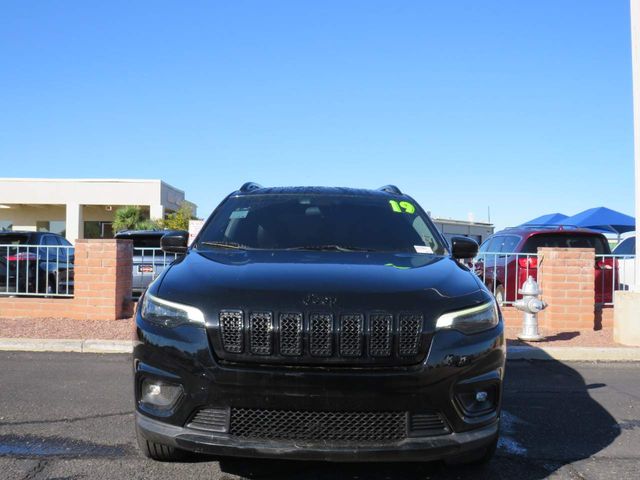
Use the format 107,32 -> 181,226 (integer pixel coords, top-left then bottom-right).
0,352 -> 638,479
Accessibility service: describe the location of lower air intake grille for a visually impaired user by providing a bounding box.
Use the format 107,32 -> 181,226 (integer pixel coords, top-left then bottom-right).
408,412 -> 449,437
186,408 -> 229,433
229,408 -> 407,442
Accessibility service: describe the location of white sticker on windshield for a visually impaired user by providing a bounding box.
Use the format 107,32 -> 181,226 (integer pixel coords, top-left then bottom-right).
230,209 -> 249,219
414,245 -> 433,254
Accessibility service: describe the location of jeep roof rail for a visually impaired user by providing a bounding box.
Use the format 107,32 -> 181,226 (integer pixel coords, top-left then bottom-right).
239,182 -> 263,192
377,185 -> 402,195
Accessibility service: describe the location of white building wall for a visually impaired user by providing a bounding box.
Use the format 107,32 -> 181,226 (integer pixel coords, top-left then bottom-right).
0,178 -> 194,242
0,178 -> 164,206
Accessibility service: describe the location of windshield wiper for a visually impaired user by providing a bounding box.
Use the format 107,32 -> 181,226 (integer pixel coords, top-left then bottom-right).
200,241 -> 253,250
286,245 -> 378,252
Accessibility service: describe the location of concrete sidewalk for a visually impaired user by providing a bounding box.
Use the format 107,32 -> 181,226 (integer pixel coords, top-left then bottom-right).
2,337 -> 640,361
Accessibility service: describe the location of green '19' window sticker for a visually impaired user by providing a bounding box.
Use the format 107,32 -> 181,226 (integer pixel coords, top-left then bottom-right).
389,200 -> 415,214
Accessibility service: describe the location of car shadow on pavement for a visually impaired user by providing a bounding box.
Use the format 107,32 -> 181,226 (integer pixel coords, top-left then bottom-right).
212,357 -> 620,480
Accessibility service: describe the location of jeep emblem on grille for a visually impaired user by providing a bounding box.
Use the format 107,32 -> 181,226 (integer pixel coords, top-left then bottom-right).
303,293 -> 337,307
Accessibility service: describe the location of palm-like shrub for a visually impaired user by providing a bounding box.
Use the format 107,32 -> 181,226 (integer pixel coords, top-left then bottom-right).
112,206 -> 160,233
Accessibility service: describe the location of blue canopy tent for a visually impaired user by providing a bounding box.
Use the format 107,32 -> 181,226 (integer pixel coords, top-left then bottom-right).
554,207 -> 635,238
520,213 -> 568,226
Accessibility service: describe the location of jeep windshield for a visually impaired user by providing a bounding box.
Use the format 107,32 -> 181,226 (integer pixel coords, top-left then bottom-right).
196,194 -> 446,254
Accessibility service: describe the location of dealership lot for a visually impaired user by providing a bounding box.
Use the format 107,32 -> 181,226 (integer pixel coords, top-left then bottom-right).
0,353 -> 638,479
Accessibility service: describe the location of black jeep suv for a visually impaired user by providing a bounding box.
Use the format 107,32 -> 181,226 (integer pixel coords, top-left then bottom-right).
133,184 -> 505,465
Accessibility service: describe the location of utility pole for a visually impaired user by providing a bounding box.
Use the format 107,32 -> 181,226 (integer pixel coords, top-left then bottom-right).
632,0 -> 640,291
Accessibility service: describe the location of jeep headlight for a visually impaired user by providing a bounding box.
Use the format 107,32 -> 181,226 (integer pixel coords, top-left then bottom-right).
140,293 -> 205,328
435,301 -> 499,334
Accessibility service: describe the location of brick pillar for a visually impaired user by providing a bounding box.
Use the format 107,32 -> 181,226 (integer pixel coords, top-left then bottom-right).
537,247 -> 595,331
73,239 -> 133,320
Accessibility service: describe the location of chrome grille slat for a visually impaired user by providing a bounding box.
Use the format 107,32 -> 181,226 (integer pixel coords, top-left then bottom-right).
339,314 -> 363,357
250,312 -> 273,355
310,313 -> 333,357
398,313 -> 423,356
279,313 -> 303,356
369,313 -> 392,357
220,310 -> 244,353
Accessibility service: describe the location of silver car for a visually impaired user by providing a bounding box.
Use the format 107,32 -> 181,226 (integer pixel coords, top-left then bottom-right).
114,230 -> 183,297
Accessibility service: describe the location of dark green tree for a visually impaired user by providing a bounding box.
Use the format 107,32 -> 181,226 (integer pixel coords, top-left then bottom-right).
161,203 -> 195,231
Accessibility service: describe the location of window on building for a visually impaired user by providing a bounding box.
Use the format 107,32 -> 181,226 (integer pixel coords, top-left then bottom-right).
84,221 -> 114,239
36,221 -> 66,236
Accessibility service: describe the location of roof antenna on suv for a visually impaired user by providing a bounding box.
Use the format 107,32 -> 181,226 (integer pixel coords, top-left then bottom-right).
377,185 -> 402,195
239,182 -> 263,192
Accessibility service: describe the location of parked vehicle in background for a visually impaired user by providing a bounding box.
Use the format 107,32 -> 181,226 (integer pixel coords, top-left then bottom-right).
0,231 -> 74,295
613,234 -> 636,291
475,227 -> 616,304
113,230 -> 183,297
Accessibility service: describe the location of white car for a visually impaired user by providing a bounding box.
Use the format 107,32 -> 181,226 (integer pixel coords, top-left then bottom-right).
613,235 -> 636,291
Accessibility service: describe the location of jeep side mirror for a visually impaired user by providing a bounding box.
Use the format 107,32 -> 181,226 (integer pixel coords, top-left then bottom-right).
450,236 -> 478,259
161,230 -> 189,254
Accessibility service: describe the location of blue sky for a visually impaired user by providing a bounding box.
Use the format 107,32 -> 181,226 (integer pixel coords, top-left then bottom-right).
0,1 -> 634,229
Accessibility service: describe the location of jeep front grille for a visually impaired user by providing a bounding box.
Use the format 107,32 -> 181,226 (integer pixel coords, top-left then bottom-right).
212,310 -> 428,366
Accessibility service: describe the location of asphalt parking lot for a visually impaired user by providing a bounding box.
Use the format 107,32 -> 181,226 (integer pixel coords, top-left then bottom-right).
0,352 -> 638,479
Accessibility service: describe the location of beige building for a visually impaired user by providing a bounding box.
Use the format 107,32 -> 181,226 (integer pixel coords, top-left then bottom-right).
432,217 -> 494,245
0,178 -> 196,243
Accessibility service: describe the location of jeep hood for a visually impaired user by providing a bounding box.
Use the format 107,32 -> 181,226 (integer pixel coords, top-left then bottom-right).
151,250 -> 488,322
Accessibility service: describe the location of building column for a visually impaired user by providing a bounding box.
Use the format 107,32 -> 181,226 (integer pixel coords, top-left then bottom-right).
632,0 -> 640,290
65,203 -> 83,243
150,204 -> 164,221
614,0 -> 640,346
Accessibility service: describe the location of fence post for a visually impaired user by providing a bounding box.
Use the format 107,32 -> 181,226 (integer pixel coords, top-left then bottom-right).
73,239 -> 133,320
537,247 -> 596,331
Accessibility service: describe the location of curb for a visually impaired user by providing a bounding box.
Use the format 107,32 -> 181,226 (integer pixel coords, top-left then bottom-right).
507,346 -> 640,361
1,338 -> 640,360
0,338 -> 133,354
